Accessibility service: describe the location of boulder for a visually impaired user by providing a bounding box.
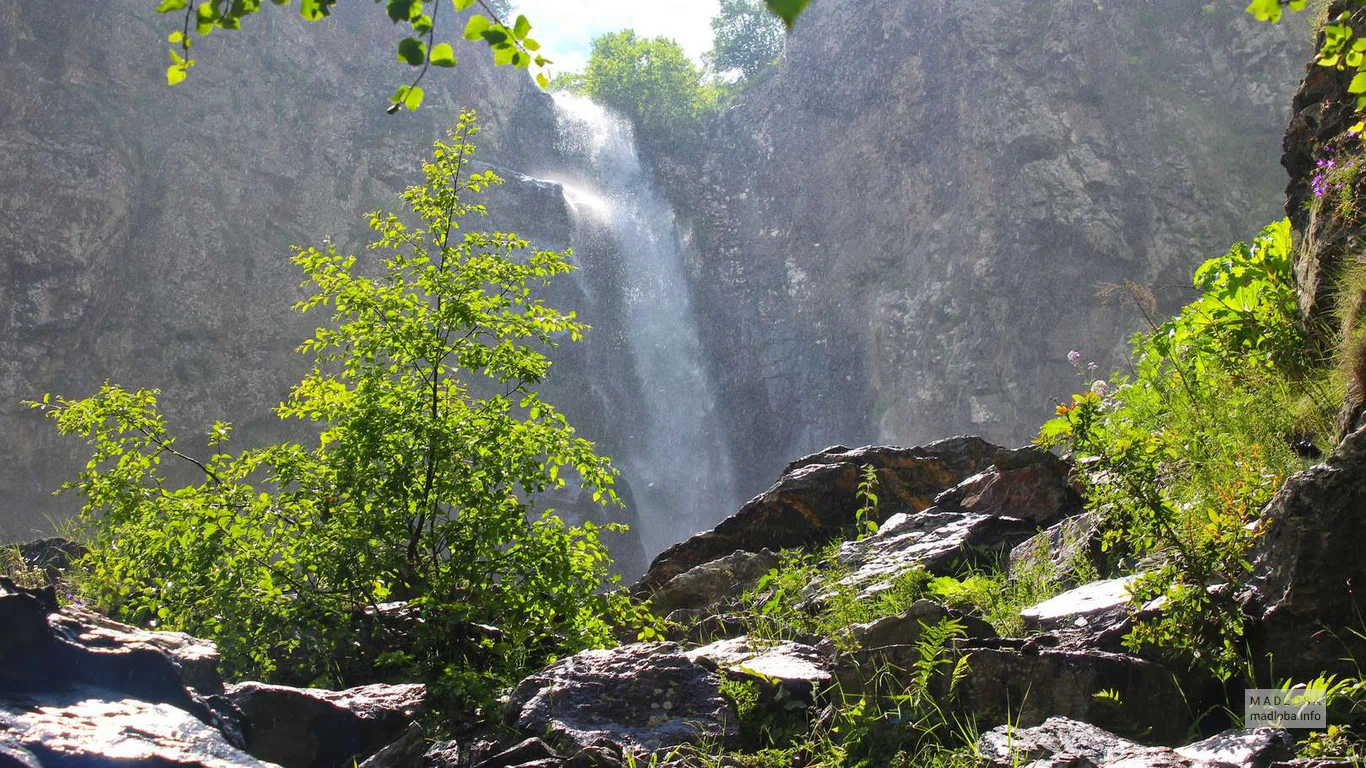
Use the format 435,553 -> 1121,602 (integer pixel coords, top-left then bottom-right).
1246,422 -> 1366,682
685,637 -> 832,699
933,447 -> 1082,526
506,643 -> 737,756
846,599 -> 996,650
1009,511 -> 1107,586
647,549 -> 779,616
953,647 -> 1189,743
0,688 -> 268,768
1019,575 -> 1137,648
358,723 -> 426,768
633,438 -> 1000,595
472,737 -> 562,768
835,510 -> 1037,596
977,717 -> 1294,768
48,607 -> 224,696
14,537 -> 87,585
227,681 -> 427,768
0,582 -> 233,736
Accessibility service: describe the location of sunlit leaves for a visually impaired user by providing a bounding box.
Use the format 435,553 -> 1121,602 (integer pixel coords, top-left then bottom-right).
430,43 -> 457,68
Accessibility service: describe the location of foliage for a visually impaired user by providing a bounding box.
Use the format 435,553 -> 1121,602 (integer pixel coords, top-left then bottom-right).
1252,0 -> 1366,133
34,111 -> 647,715
854,464 -> 881,537
709,0 -> 786,79
581,30 -> 722,153
156,0 -> 553,104
149,0 -> 808,102
1038,219 -> 1337,680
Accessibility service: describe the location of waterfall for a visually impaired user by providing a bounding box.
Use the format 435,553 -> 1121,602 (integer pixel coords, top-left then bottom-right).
542,93 -> 738,557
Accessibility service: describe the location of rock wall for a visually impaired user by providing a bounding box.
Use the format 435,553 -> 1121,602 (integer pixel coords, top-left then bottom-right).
0,0 -> 570,540
667,0 -> 1308,494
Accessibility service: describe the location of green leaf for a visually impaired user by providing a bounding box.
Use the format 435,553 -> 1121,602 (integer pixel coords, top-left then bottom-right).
430,42 -> 457,67
1350,72 -> 1366,94
156,0 -> 189,11
299,0 -> 332,21
764,0 -> 808,28
386,0 -> 417,23
1246,0 -> 1282,22
167,63 -> 187,85
402,84 -> 424,110
513,14 -> 531,40
451,0 -> 474,8
195,2 -> 217,35
411,13 -> 433,32
397,37 -> 426,65
535,72 -> 549,89
463,14 -> 490,40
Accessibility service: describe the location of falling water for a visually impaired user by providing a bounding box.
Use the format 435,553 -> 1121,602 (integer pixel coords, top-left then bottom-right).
543,93 -> 738,557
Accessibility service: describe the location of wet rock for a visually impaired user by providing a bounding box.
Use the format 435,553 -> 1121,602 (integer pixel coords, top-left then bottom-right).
647,549 -> 779,616
227,681 -> 427,768
977,717 -> 1294,768
1246,422 -> 1366,682
1010,512 -> 1107,586
685,637 -> 832,699
634,438 -> 1000,595
1019,575 -> 1136,644
953,648 -> 1189,743
0,688 -> 269,768
836,510 -> 1037,596
506,643 -> 737,756
846,599 -> 996,650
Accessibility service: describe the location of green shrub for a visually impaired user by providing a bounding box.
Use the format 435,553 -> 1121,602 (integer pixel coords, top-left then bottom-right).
1039,218 -> 1338,680
34,111 -> 648,715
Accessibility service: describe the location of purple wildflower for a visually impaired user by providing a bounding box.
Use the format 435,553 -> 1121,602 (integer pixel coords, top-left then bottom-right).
1068,350 -> 1081,368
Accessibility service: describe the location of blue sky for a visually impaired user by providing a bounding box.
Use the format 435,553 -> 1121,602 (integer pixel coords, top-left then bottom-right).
509,0 -> 722,73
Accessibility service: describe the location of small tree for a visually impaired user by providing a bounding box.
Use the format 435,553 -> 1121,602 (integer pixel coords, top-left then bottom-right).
35,110 -> 641,712
710,0 -> 786,80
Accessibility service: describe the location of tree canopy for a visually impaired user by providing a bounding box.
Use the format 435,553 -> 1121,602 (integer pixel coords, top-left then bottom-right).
710,0 -> 786,80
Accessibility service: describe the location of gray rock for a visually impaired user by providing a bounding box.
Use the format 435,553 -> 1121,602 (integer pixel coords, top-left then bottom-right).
635,439 -> 1001,595
1010,512 -> 1107,586
836,509 -> 1037,596
1246,422 -> 1366,682
978,717 -> 1294,768
1019,575 -> 1136,638
506,643 -> 737,756
1174,728 -> 1296,768
685,636 -> 832,698
953,648 -> 1189,743
49,606 -> 225,696
227,681 -> 426,768
359,723 -> 427,768
0,687 -> 271,768
846,599 -> 996,650
473,738 -> 563,768
647,549 -> 779,616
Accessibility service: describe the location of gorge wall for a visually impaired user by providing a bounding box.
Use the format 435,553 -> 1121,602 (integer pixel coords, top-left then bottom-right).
0,0 -> 1313,560
668,0 -> 1309,495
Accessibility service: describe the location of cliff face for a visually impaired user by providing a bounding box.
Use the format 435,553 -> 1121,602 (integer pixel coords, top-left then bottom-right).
0,0 -> 569,539
668,0 -> 1308,492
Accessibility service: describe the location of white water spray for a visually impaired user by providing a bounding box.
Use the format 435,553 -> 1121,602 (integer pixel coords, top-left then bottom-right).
546,94 -> 738,556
